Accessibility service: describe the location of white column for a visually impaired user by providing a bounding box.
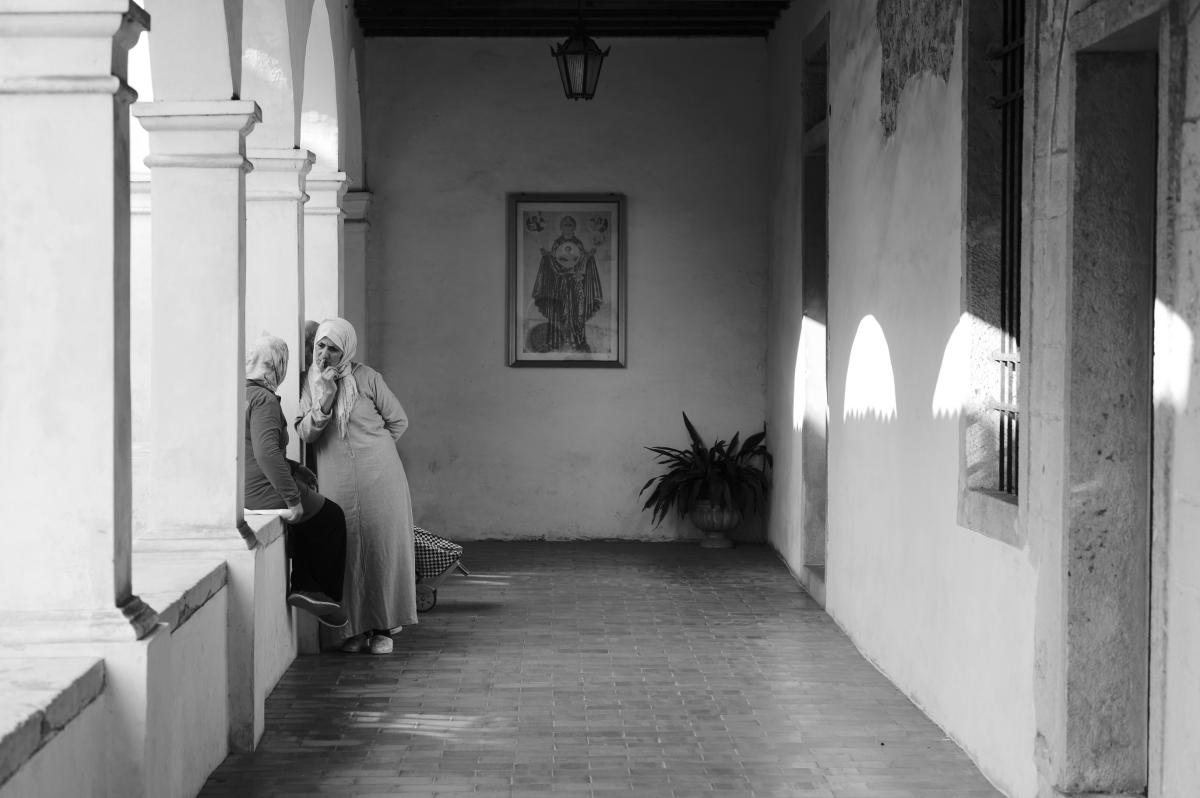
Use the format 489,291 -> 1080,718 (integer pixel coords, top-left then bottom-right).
304,171 -> 348,324
130,174 -> 153,538
132,100 -> 260,539
342,190 -> 372,362
0,0 -> 157,643
246,148 -> 314,458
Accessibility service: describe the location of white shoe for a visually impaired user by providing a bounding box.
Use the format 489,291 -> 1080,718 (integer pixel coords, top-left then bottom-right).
368,634 -> 393,655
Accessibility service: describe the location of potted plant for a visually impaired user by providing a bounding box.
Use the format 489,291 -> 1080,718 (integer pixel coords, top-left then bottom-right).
638,412 -> 772,548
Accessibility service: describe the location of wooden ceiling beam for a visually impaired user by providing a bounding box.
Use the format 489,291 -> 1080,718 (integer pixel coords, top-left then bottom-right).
362,27 -> 771,37
354,0 -> 790,38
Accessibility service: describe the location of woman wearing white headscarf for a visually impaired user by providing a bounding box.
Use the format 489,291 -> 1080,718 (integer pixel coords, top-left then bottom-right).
245,334 -> 348,627
297,318 -> 417,654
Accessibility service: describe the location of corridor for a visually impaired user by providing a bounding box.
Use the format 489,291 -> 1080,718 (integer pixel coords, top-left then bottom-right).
199,542 -> 1001,798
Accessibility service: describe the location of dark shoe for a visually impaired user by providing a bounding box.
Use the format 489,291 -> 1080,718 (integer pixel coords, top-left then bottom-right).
287,590 -> 341,619
317,606 -> 349,628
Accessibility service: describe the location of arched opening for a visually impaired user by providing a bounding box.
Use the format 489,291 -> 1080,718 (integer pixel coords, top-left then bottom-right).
301,3 -> 338,172
300,2 -> 345,325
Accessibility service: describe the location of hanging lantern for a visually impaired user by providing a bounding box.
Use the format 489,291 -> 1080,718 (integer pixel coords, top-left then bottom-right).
551,28 -> 610,100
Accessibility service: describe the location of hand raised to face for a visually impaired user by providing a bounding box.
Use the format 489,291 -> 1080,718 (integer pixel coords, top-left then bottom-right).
312,367 -> 338,412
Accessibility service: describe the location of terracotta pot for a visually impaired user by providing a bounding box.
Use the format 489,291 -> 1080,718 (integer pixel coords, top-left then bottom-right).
690,501 -> 741,548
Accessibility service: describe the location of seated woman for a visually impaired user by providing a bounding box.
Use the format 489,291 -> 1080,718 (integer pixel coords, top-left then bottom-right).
244,334 -> 348,627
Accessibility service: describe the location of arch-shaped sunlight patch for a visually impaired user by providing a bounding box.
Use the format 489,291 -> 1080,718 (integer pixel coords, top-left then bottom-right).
793,316 -> 828,432
843,315 -> 897,421
931,313 -> 973,418
1154,298 -> 1193,411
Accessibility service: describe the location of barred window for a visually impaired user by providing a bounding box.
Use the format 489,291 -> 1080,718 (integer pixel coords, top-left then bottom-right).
964,0 -> 1025,499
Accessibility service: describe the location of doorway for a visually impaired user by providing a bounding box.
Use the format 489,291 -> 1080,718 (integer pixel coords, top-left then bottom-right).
1065,13 -> 1157,793
800,16 -> 830,587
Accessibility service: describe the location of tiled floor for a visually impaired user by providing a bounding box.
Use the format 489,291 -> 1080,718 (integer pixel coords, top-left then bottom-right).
199,541 -> 1002,797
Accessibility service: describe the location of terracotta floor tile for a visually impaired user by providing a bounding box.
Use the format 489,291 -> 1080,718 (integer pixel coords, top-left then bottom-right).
199,542 -> 1001,798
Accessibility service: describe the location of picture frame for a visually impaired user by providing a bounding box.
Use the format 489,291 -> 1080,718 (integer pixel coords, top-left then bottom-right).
507,192 -> 626,367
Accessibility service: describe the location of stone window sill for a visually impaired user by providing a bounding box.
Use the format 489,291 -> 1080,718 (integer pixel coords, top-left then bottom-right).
0,656 -> 104,786
959,487 -> 1021,547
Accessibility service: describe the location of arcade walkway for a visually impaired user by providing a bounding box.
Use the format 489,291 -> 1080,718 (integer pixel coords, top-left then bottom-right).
199,542 -> 1001,798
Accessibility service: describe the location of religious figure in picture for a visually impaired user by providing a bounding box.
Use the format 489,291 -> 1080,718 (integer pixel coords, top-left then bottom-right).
531,214 -> 603,352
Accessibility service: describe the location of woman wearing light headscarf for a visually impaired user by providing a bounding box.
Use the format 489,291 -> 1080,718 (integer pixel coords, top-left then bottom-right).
245,334 -> 348,627
297,318 -> 417,655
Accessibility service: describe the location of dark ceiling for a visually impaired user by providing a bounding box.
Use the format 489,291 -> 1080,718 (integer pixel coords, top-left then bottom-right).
353,1 -> 792,38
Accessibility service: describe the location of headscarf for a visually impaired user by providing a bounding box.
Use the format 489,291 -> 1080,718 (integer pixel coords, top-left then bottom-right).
245,333 -> 289,392
308,317 -> 359,439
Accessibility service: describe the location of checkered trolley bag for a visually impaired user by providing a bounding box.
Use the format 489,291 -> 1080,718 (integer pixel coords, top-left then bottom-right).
413,526 -> 469,612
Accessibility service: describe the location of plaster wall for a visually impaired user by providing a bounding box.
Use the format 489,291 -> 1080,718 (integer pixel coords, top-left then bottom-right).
165,591 -> 229,798
363,38 -> 768,541
220,529 -> 296,751
0,696 -> 107,798
253,536 -> 296,715
766,3 -> 1037,795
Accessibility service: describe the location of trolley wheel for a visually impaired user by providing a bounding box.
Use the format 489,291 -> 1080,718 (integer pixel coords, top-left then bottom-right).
416,584 -> 437,612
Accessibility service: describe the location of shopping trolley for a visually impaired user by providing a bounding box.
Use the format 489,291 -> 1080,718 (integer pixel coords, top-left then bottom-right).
414,526 -> 469,612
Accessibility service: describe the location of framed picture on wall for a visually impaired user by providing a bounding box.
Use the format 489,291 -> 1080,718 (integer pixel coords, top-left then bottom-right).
507,192 -> 626,367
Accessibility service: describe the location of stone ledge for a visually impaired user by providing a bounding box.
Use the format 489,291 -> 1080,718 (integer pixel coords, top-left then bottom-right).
0,656 -> 103,788
132,551 -> 228,633
243,512 -> 286,549
133,514 -> 285,553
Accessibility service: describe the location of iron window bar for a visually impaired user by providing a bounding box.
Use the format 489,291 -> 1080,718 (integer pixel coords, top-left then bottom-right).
991,0 -> 1024,495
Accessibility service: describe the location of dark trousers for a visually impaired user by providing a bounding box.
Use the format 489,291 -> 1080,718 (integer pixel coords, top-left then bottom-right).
286,499 -> 347,601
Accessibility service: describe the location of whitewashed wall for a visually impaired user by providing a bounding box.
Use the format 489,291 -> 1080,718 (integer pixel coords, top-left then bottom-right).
0,697 -> 107,798
766,4 -> 1037,796
364,38 -> 769,541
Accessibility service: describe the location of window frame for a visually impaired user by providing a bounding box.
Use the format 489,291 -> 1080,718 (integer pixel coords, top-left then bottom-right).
957,0 -> 1031,547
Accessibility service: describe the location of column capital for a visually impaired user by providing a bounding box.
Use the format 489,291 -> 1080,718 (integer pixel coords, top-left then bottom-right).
305,171 -> 348,216
0,1 -> 148,98
247,148 -> 314,202
343,190 -> 373,222
132,100 -> 261,171
130,172 -> 150,214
